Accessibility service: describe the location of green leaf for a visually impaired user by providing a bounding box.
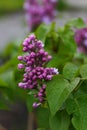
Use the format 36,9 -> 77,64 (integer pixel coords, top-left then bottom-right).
80,64 -> 87,79
26,95 -> 36,112
36,107 -> 50,128
66,98 -> 77,115
68,78 -> 80,92
46,75 -> 80,116
69,122 -> 76,130
58,26 -> 77,55
35,22 -> 55,43
63,63 -> 79,80
66,18 -> 86,29
49,110 -> 70,130
35,24 -> 50,43
46,75 -> 69,116
47,54 -> 60,67
13,68 -> 24,83
72,95 -> 87,130
54,55 -> 72,67
79,80 -> 87,94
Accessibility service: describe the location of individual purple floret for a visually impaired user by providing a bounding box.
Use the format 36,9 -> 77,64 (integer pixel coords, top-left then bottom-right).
74,28 -> 87,54
24,0 -> 57,30
18,34 -> 59,108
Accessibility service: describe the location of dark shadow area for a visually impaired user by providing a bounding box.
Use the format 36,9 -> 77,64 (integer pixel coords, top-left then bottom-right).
0,102 -> 28,130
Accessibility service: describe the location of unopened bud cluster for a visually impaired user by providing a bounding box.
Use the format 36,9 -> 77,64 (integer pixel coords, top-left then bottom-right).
18,34 -> 59,108
24,0 -> 57,30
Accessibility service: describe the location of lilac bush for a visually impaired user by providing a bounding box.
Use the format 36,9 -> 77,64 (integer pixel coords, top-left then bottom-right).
18,34 -> 58,107
1,18 -> 87,130
74,28 -> 87,54
24,0 -> 57,30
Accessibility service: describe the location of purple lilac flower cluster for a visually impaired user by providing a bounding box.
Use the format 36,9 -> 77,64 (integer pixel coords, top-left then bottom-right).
74,28 -> 87,54
18,34 -> 59,108
24,0 -> 57,30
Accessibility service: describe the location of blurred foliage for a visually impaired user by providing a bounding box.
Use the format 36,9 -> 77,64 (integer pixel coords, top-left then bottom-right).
0,40 -> 26,109
57,0 -> 68,11
0,0 -> 24,15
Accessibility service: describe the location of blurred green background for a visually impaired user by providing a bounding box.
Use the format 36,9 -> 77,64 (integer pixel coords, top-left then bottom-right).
0,0 -> 24,15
